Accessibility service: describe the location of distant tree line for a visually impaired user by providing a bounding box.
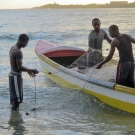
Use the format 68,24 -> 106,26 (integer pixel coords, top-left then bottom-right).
33,2 -> 135,9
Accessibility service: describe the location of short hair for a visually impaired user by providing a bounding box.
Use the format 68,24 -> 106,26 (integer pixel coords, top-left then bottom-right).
109,25 -> 119,32
92,18 -> 100,24
18,34 -> 29,41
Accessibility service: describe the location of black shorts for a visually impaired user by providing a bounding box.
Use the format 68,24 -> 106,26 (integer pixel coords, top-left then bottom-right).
116,61 -> 134,88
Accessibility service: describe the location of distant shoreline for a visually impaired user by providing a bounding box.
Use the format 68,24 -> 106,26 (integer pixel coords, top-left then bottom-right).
32,2 -> 135,9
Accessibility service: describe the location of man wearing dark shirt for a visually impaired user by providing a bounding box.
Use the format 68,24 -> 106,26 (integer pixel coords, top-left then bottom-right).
87,18 -> 112,67
96,25 -> 135,88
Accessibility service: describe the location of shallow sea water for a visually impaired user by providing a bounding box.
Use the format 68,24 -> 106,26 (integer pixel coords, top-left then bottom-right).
0,8 -> 135,135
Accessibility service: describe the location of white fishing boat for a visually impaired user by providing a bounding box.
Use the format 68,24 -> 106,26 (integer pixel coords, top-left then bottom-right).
35,40 -> 135,114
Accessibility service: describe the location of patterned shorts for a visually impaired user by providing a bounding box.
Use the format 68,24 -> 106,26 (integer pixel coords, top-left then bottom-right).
9,75 -> 23,104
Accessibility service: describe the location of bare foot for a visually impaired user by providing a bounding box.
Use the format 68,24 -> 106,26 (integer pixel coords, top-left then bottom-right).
11,103 -> 19,110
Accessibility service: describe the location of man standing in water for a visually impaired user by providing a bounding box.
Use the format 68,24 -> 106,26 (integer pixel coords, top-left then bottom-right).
9,34 -> 39,110
96,25 -> 135,88
87,18 -> 112,67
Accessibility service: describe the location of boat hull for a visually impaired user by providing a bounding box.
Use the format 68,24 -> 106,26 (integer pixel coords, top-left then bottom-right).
38,54 -> 135,114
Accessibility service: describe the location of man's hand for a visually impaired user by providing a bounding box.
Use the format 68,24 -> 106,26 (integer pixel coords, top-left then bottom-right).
31,69 -> 39,74
27,69 -> 39,77
96,63 -> 103,69
27,70 -> 35,77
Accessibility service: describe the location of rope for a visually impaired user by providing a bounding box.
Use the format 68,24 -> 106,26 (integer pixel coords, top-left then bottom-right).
26,76 -> 36,115
34,76 -> 36,108
35,52 -> 103,111
57,55 -> 103,110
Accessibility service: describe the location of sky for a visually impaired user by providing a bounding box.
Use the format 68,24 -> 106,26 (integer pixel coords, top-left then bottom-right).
0,0 -> 135,9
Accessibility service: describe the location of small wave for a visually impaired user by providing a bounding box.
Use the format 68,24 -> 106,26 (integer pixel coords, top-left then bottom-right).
27,32 -> 49,40
0,34 -> 17,40
0,32 -> 47,41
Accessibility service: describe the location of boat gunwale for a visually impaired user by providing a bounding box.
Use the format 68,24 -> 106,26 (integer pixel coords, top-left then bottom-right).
36,40 -> 86,55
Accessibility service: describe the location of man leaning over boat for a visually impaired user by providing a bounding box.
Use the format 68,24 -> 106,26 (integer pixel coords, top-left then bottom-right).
96,25 -> 135,88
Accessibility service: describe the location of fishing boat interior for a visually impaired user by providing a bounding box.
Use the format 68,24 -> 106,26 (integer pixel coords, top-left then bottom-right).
46,51 -> 118,83
50,56 -> 80,67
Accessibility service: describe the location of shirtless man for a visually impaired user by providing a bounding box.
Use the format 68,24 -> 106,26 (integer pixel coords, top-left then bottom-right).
87,18 -> 112,67
9,34 -> 39,110
96,25 -> 135,88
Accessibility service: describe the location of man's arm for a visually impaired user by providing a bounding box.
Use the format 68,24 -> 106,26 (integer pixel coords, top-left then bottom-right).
96,38 -> 118,69
16,50 -> 38,76
105,35 -> 112,44
129,35 -> 135,43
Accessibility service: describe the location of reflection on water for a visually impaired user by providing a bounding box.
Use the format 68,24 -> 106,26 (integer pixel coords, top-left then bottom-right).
8,111 -> 25,135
